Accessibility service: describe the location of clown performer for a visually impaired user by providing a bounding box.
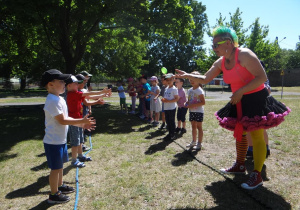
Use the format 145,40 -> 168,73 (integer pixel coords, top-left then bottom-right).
175,26 -> 291,190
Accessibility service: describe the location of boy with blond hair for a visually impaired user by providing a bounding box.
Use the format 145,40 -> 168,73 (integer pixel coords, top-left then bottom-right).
41,69 -> 96,204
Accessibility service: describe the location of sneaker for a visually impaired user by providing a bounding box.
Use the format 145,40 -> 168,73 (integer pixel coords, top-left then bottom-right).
220,162 -> 246,174
241,170 -> 263,190
159,122 -> 166,130
186,141 -> 197,148
180,128 -> 187,134
78,155 -> 92,162
139,115 -> 145,119
72,160 -> 85,168
175,127 -> 181,133
82,144 -> 90,152
153,121 -> 159,127
48,191 -> 70,204
58,184 -> 75,194
193,142 -> 202,150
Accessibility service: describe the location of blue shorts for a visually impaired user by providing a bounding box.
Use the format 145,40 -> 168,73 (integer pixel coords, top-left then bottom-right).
189,112 -> 204,122
44,143 -> 68,170
69,125 -> 84,146
161,103 -> 165,113
177,107 -> 188,122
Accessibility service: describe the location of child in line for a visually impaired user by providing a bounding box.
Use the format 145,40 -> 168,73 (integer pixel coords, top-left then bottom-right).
175,78 -> 188,135
140,75 -> 151,122
127,78 -> 137,114
161,73 -> 179,141
148,76 -> 162,126
41,69 -> 96,204
185,71 -> 205,150
159,75 -> 167,130
136,79 -> 145,119
66,75 -> 111,167
80,71 -> 93,147
117,81 -> 128,114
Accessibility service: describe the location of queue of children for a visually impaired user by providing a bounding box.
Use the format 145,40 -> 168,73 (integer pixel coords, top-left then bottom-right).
41,69 -> 112,204
41,68 -> 206,204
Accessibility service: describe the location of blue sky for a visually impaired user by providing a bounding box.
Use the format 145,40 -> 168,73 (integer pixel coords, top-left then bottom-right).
199,0 -> 300,50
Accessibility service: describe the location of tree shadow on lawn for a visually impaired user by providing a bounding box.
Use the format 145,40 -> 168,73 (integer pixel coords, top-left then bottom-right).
0,104 -> 145,162
91,105 -> 150,134
6,165 -> 73,199
0,108 -> 45,161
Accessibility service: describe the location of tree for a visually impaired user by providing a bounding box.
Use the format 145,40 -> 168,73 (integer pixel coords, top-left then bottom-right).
227,8 -> 248,47
2,0 -> 195,76
244,18 -> 278,70
144,0 -> 207,75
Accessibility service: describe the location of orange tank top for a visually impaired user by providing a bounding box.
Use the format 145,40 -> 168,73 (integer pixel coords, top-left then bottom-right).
221,48 -> 264,94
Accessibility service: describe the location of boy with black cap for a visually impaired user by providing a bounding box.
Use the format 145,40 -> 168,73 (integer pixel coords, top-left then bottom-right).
65,75 -> 111,168
41,69 -> 96,204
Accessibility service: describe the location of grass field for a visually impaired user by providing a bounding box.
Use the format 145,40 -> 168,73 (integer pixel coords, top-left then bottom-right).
0,92 -> 299,209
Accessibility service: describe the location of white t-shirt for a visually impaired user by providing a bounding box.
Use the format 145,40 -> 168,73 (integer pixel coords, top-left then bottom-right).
164,85 -> 178,110
118,86 -> 126,98
43,94 -> 69,145
150,85 -> 160,100
187,87 -> 204,113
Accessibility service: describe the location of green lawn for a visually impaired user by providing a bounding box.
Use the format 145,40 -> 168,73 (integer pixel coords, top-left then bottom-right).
0,98 -> 299,209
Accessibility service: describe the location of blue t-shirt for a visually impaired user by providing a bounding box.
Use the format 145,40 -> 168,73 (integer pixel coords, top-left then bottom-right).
143,83 -> 151,101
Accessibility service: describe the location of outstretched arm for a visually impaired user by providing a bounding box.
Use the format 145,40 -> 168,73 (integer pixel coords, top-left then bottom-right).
55,113 -> 96,129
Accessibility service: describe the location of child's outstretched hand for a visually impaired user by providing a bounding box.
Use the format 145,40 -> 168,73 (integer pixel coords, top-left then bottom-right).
82,114 -> 95,124
96,98 -> 105,105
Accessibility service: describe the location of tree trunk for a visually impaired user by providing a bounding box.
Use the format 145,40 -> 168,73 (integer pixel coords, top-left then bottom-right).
20,77 -> 26,91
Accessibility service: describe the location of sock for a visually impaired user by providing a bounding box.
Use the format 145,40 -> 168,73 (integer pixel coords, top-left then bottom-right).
236,132 -> 248,164
78,154 -> 83,158
248,146 -> 253,151
251,129 -> 266,172
266,144 -> 269,150
71,158 -> 77,163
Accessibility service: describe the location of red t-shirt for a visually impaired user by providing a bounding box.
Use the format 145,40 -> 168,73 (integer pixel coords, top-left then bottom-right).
67,91 -> 85,118
128,84 -> 136,96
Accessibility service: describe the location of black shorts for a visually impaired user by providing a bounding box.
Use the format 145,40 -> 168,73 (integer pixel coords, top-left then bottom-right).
177,107 -> 188,122
145,100 -> 150,110
189,112 -> 204,122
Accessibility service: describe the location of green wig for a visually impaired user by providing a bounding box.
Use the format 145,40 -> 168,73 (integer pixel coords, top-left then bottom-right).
212,26 -> 239,47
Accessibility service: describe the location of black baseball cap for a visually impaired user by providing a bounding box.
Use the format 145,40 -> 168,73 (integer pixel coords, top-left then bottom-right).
75,74 -> 86,84
80,71 -> 92,77
65,75 -> 79,85
41,69 -> 71,87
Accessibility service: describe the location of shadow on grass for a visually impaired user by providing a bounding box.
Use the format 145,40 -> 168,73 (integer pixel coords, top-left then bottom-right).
145,139 -> 173,155
171,149 -> 199,167
145,129 -> 166,139
91,105 -> 148,134
204,177 -> 292,210
0,108 -> 45,161
0,104 -> 144,162
6,165 -> 73,199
